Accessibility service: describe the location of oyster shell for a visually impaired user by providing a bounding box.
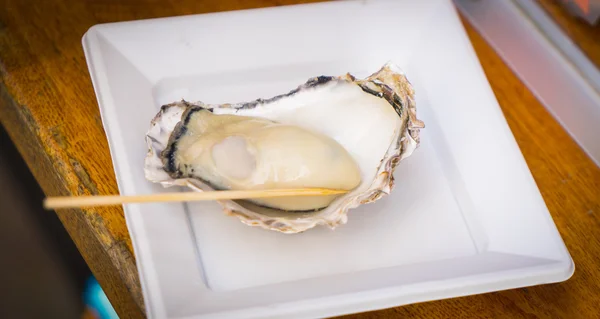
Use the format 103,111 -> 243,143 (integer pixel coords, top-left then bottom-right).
144,62 -> 424,233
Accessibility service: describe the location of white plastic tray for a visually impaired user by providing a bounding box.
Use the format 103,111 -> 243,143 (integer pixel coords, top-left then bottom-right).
82,0 -> 574,318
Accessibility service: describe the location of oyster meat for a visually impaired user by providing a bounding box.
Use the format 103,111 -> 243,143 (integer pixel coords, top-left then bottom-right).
161,109 -> 362,211
144,62 -> 424,233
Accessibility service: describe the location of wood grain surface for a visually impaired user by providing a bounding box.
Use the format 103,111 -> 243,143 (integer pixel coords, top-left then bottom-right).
0,1 -> 598,318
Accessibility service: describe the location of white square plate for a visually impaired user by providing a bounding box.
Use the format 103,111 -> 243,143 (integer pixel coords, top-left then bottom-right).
82,0 -> 573,318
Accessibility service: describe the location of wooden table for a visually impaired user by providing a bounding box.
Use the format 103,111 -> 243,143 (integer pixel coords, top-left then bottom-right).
1,1 -> 598,318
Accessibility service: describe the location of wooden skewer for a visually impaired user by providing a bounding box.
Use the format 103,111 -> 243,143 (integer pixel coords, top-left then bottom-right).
43,188 -> 349,210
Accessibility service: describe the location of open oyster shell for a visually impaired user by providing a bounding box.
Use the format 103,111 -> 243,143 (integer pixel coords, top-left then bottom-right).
144,62 -> 424,233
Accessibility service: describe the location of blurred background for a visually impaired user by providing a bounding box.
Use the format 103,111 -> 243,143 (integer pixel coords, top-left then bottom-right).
0,125 -> 115,318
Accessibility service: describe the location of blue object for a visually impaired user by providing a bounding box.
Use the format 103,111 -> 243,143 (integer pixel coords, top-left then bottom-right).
83,276 -> 119,319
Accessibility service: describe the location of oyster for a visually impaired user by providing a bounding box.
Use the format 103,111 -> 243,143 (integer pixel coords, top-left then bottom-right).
144,62 -> 424,233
